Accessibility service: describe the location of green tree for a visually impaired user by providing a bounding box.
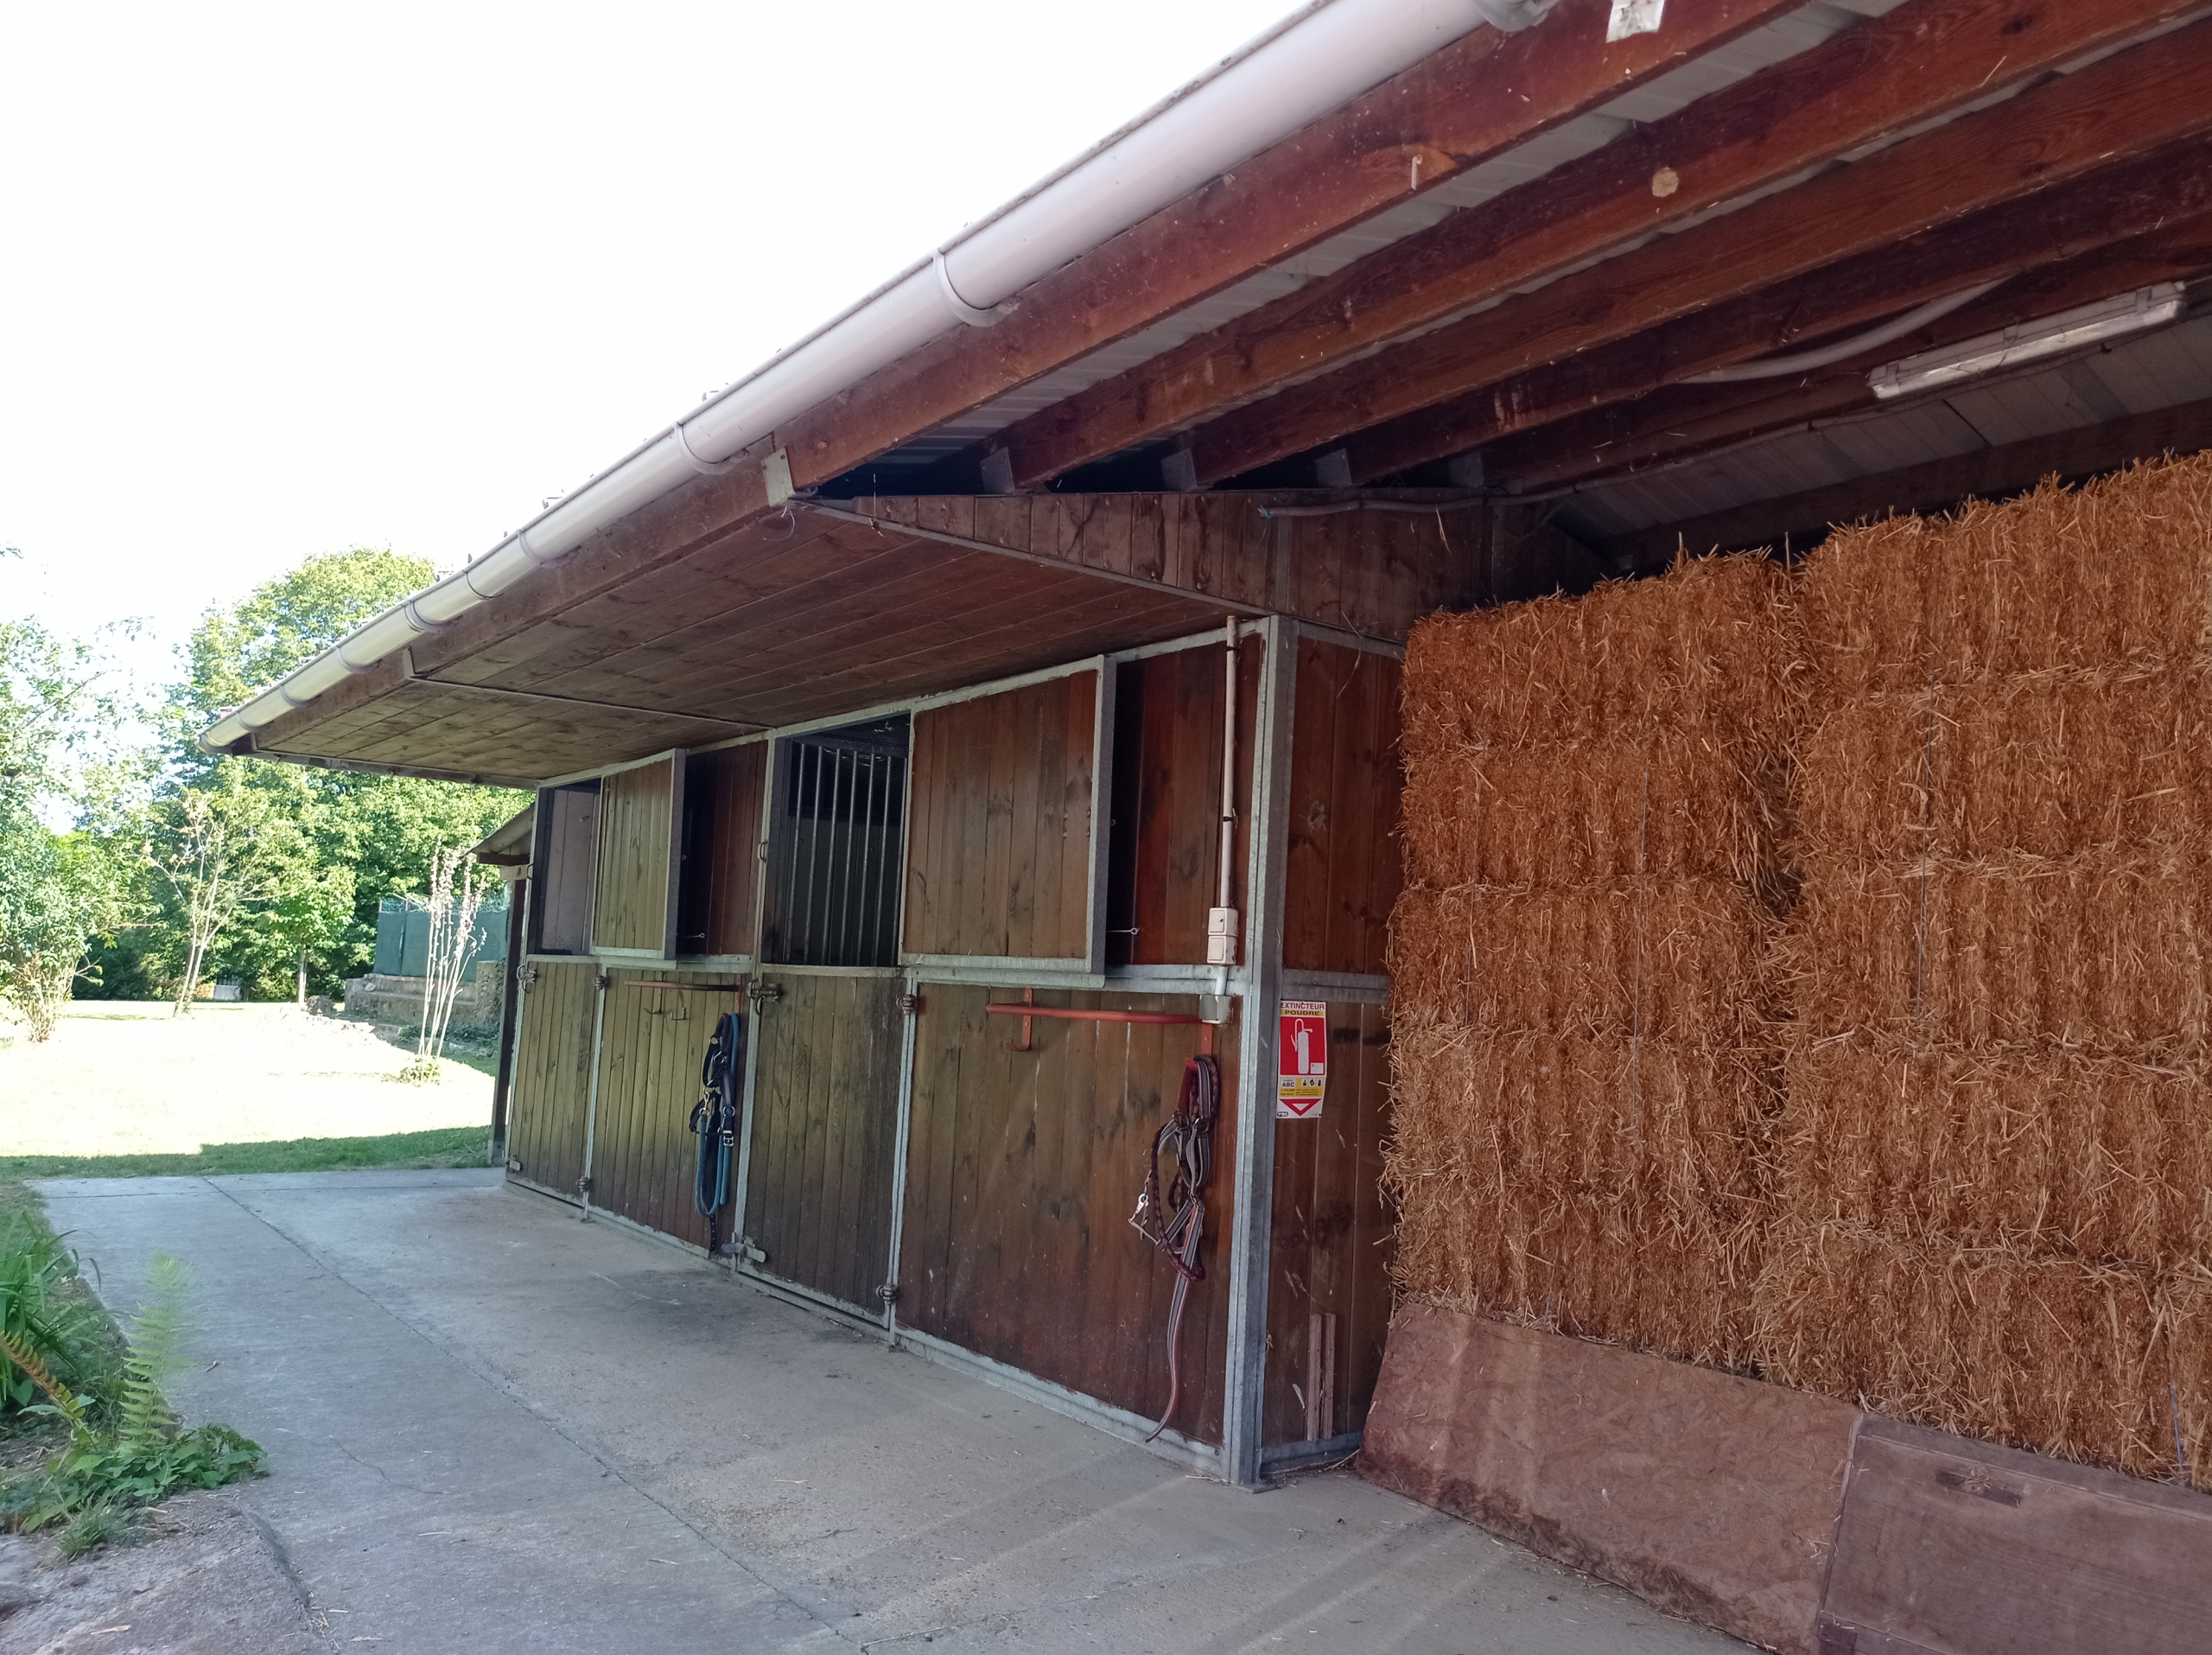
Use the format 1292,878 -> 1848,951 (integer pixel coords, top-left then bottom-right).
0,621 -> 136,1037
93,549 -> 524,1002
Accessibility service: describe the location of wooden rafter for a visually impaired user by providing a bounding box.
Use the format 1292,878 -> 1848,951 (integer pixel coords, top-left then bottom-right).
769,0 -> 1808,498
995,0 -> 2203,491
1344,150 -> 2212,486
1176,15 -> 2212,487
1474,220 -> 2212,497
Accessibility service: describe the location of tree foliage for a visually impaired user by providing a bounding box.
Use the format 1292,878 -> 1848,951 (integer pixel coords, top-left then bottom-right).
87,549 -> 526,1003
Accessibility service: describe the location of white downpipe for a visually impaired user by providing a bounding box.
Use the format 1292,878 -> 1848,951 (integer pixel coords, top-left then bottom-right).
203,0 -> 1516,754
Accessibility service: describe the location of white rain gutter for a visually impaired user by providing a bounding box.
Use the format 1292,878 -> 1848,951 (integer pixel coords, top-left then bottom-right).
202,0 -> 1554,754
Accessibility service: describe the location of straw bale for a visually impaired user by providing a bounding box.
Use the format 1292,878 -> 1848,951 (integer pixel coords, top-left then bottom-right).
1784,849 -> 2209,1049
1401,729 -> 1782,890
1775,1037 -> 2212,1270
1794,665 -> 2212,863
1755,1223 -> 2209,1489
1385,1013 -> 1774,1369
1801,455 -> 2212,697
1389,878 -> 1770,1041
1403,552 -> 1804,755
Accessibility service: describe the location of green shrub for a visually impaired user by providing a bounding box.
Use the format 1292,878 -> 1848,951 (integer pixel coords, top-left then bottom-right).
0,1220 -> 118,1420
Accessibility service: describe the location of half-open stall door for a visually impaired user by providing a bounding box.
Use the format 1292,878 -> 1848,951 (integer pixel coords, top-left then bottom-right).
740,972 -> 905,1310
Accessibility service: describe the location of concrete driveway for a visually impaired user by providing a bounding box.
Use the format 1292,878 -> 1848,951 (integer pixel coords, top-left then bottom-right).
36,1171 -> 1742,1654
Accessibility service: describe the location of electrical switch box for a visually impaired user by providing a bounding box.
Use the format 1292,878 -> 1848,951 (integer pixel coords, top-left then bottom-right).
1205,906 -> 1240,966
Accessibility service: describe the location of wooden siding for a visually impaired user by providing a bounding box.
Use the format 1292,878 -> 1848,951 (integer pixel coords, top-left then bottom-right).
900,983 -> 1240,1445
1282,640 -> 1404,977
1264,1001 -> 1395,1446
594,757 -> 679,954
678,745 -> 766,958
1106,642 -> 1261,967
505,959 -> 600,1200
591,970 -> 745,1245
741,971 -> 905,1309
905,672 -> 1098,960
535,787 -> 599,955
861,494 -> 1479,641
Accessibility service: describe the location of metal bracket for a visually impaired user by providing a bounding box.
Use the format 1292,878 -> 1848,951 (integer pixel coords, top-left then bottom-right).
736,1237 -> 767,1264
575,1174 -> 593,1194
874,1283 -> 902,1306
747,980 -> 783,1008
899,992 -> 922,1016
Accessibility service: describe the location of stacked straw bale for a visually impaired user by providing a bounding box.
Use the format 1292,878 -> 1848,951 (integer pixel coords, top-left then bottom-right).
1385,555 -> 1801,1367
1761,457 -> 2212,1487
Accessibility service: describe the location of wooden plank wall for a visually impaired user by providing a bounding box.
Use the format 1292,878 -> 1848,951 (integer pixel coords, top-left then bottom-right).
741,972 -> 906,1308
505,959 -> 599,1200
677,745 -> 766,958
905,672 -> 1097,959
859,493 -> 1481,641
900,983 -> 1241,1445
1283,640 -> 1403,976
594,757 -> 677,954
536,787 -> 600,955
1106,643 -> 1261,967
591,970 -> 744,1245
1264,1001 -> 1395,1446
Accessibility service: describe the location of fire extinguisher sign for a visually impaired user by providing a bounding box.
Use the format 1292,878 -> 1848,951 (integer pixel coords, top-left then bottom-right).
1277,1000 -> 1327,1119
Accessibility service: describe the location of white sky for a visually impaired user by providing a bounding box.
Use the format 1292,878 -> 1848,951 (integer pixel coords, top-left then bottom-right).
0,1 -> 1294,697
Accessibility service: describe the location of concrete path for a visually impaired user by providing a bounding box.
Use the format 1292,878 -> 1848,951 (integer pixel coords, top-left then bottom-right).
37,1171 -> 1744,1654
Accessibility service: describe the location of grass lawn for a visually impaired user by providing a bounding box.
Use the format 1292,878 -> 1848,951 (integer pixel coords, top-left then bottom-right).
0,1124 -> 492,1182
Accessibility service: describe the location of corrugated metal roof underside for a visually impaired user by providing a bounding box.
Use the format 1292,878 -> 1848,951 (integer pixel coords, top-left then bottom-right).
1548,314 -> 2212,541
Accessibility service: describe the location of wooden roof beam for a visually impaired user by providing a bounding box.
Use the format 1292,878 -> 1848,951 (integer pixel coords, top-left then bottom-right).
1471,219 -> 2212,497
998,0 -> 2202,492
769,0 -> 1808,497
1176,12 -> 2212,487
1346,153 -> 2212,487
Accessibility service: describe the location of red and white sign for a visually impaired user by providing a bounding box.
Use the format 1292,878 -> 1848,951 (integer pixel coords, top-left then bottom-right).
1277,1000 -> 1327,1119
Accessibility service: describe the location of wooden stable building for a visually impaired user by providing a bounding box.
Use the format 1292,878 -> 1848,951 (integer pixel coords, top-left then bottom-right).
208,0 -> 2212,1639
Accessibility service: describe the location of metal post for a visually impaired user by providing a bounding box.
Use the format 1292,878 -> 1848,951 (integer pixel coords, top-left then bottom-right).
580,971 -> 609,1220
884,970 -> 920,1336
1223,614 -> 1297,1487
489,874 -> 530,1165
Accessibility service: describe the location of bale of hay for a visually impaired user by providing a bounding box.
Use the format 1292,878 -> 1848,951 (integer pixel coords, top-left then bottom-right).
1400,729 -> 1783,890
1755,1222 -> 2208,1489
1799,458 -> 2212,697
1774,1040 -> 2212,1270
1389,552 -> 1798,1366
1403,552 -> 1802,754
1793,667 -> 2211,863
1389,879 -> 1771,1041
1783,850 -> 2209,1049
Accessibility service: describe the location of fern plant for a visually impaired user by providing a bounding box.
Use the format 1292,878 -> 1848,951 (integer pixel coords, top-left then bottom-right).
0,1252 -> 262,1542
0,1219 -> 116,1419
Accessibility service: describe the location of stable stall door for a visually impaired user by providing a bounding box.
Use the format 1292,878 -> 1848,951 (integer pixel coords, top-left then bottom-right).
739,972 -> 905,1311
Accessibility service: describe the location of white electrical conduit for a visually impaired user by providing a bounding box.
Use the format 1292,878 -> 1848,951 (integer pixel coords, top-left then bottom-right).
205,0 -> 1548,754
1679,281 -> 2005,385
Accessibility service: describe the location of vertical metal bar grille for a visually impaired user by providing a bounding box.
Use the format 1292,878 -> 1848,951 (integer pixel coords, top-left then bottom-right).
764,720 -> 907,967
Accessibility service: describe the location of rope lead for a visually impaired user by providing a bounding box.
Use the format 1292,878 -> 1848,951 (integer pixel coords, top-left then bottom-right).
1132,1053 -> 1221,1442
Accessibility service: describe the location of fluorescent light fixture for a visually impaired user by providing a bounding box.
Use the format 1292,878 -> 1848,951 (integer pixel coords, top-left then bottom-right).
1868,283 -> 2187,400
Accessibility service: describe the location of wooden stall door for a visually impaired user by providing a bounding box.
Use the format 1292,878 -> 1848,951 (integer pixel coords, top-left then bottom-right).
506,959 -> 600,1202
591,971 -> 744,1246
741,972 -> 905,1310
899,983 -> 1240,1444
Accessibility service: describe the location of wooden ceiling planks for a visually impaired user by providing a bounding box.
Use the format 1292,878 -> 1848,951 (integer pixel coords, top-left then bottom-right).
996,0 -> 2205,491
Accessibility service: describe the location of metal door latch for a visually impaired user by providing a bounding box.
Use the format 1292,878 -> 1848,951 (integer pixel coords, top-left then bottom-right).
517,964 -> 539,987
899,992 -> 921,1016
505,1157 -> 524,1174
747,981 -> 783,1007
736,1237 -> 768,1264
575,1174 -> 593,1194
874,1283 -> 902,1305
